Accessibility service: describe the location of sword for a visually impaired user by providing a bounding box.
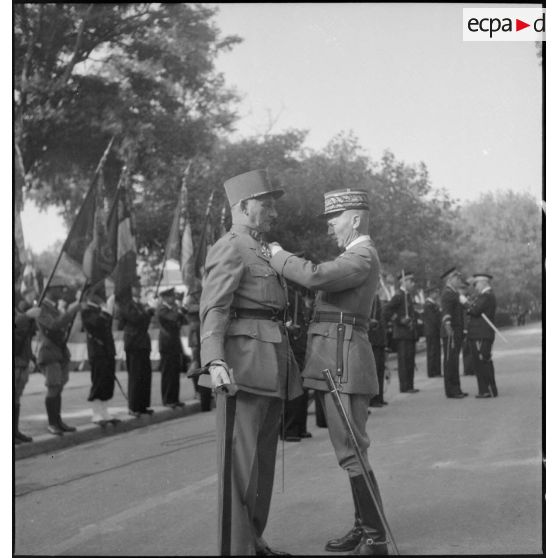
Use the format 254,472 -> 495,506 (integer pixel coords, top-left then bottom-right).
321,368 -> 400,555
481,313 -> 509,344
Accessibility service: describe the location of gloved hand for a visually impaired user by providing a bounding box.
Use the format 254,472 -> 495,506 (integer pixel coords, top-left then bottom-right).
400,316 -> 412,327
444,321 -> 453,337
209,360 -> 237,396
459,294 -> 468,305
269,242 -> 283,257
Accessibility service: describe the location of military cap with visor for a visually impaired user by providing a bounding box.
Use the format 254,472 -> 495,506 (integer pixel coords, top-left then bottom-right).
223,169 -> 284,207
321,188 -> 370,217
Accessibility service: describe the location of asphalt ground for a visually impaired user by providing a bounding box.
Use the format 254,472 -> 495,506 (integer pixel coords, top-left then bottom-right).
13,323 -> 544,556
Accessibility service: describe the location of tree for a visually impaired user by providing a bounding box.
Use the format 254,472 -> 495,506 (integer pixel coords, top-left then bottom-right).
453,191 -> 542,310
15,3 -> 241,235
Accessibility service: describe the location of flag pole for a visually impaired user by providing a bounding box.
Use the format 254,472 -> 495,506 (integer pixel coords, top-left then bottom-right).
38,136 -> 115,305
193,189 -> 216,276
155,163 -> 192,296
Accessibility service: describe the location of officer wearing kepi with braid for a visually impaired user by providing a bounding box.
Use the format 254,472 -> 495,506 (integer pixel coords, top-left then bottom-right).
199,170 -> 302,556
466,273 -> 498,398
269,189 -> 392,555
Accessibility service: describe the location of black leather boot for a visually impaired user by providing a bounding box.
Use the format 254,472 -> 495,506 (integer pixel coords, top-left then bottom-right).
14,404 -> 33,443
325,477 -> 363,552
56,394 -> 76,432
352,474 -> 389,555
46,397 -> 63,435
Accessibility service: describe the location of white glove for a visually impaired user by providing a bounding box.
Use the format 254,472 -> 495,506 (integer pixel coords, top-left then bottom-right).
269,242 -> 283,257
459,294 -> 468,305
209,360 -> 237,395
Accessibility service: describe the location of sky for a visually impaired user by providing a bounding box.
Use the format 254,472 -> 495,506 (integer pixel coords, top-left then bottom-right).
19,2 -> 543,253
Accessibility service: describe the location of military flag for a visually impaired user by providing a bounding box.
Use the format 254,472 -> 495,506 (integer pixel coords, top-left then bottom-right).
107,179 -> 137,303
14,144 -> 27,286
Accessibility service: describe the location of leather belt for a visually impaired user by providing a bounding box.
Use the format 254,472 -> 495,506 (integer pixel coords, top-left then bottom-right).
313,311 -> 369,330
230,307 -> 285,322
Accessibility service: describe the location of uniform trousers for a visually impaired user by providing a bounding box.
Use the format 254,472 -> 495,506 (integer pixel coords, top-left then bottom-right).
470,338 -> 498,396
283,388 -> 309,437
396,339 -> 416,392
15,364 -> 30,405
42,361 -> 70,389
216,390 -> 282,556
317,390 -> 372,476
126,350 -> 152,412
442,333 -> 463,397
160,351 -> 181,405
371,346 -> 386,402
425,336 -> 442,377
462,337 -> 476,375
87,355 -> 115,402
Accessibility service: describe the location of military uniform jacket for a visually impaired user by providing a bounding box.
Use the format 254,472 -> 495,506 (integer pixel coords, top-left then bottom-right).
81,305 -> 116,359
440,285 -> 465,338
14,311 -> 37,368
200,225 -> 302,400
422,299 -> 441,338
466,289 -> 497,341
157,304 -> 187,354
368,294 -> 387,347
383,289 -> 417,341
270,237 -> 379,395
36,299 -> 74,366
118,300 -> 153,353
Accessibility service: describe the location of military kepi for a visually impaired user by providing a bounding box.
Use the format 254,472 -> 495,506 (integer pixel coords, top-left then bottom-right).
440,266 -> 460,280
322,188 -> 370,216
224,169 -> 284,207
473,273 -> 493,281
397,270 -> 414,280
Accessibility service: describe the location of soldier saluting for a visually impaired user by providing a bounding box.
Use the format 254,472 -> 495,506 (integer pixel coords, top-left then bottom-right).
200,170 -> 302,556
269,189 -> 390,555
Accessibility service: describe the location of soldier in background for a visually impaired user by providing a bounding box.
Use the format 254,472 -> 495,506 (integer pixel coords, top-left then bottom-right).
81,287 -> 118,425
467,273 -> 498,398
185,279 -> 212,412
422,286 -> 442,378
384,271 -> 419,394
282,281 -> 314,441
157,287 -> 188,409
118,280 -> 155,417
14,287 -> 38,443
368,287 -> 388,407
461,278 -> 476,376
440,267 -> 468,399
35,279 -> 83,435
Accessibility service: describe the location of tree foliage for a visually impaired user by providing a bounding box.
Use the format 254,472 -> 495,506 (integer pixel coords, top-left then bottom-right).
453,191 -> 542,310
15,3 -> 241,225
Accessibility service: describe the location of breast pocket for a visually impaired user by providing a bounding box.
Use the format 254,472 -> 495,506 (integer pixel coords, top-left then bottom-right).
247,263 -> 282,304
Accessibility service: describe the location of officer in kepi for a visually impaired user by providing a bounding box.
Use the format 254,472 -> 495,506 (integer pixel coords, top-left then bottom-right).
269,189 -> 390,555
199,169 -> 303,556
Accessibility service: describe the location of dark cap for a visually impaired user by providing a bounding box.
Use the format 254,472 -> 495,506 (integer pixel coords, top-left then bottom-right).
425,285 -> 439,295
159,287 -> 175,297
224,169 -> 284,207
440,267 -> 460,280
322,189 -> 369,216
473,273 -> 493,282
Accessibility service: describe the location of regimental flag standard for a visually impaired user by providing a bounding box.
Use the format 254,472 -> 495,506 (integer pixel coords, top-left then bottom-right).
64,183 -> 115,290
107,186 -> 137,303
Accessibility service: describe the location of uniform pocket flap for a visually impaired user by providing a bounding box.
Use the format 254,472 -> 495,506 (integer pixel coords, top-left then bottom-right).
248,263 -> 275,278
308,321 -> 353,340
227,319 -> 282,343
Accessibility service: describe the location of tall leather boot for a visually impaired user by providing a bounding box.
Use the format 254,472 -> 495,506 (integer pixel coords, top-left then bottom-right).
352,473 -> 389,555
488,361 -> 498,397
14,404 -> 33,443
324,477 -> 363,552
46,397 -> 63,435
56,394 -> 76,432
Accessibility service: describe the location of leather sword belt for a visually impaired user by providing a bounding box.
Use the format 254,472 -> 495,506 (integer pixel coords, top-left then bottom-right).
230,307 -> 285,322
313,311 -> 369,330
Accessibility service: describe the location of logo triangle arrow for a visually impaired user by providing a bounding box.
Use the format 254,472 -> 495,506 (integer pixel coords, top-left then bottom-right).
516,19 -> 530,32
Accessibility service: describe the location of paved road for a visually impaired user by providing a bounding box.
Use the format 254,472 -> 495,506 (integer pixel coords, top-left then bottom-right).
14,324 -> 543,556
